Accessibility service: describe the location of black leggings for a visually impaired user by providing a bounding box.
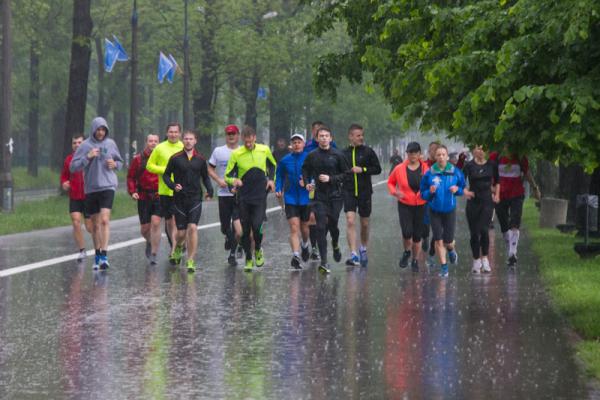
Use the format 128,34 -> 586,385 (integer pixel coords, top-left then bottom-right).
218,196 -> 239,246
239,200 -> 266,260
397,203 -> 425,242
466,199 -> 494,258
312,199 -> 343,264
495,195 -> 524,233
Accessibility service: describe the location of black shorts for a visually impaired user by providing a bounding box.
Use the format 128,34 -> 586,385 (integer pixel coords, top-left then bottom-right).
172,197 -> 203,230
430,209 -> 456,244
137,197 -> 161,225
69,199 -> 88,217
84,190 -> 115,216
218,196 -> 240,233
285,204 -> 310,222
159,195 -> 174,219
397,202 -> 425,242
495,195 -> 524,232
343,193 -> 372,218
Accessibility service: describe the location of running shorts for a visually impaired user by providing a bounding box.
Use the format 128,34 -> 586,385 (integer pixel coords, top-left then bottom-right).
159,195 -> 174,219
69,199 -> 88,217
285,204 -> 310,222
343,193 -> 372,218
137,197 -> 161,225
173,197 -> 203,230
430,209 -> 456,243
84,190 -> 115,216
397,202 -> 425,242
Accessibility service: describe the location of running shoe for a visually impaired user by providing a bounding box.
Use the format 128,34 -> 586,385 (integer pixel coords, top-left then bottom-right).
186,259 -> 197,273
77,250 -> 86,263
448,249 -> 458,265
145,242 -> 152,259
399,250 -> 411,268
244,259 -> 254,272
169,245 -> 183,265
471,259 -> 481,274
290,255 -> 302,270
333,245 -> 342,263
310,247 -> 320,261
359,248 -> 368,265
440,264 -> 449,277
507,254 -> 518,267
99,255 -> 110,270
93,254 -> 100,271
149,254 -> 158,265
411,259 -> 419,272
236,245 -> 244,259
301,246 -> 310,262
228,252 -> 237,267
346,253 -> 360,267
255,249 -> 265,268
318,263 -> 331,274
481,258 -> 491,273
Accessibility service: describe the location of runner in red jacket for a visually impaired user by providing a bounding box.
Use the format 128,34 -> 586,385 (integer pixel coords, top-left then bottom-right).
60,134 -> 92,262
127,134 -> 161,264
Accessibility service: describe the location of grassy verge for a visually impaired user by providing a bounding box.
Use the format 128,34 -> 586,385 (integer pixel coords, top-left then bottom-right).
523,201 -> 600,379
0,192 -> 137,236
11,166 -> 128,191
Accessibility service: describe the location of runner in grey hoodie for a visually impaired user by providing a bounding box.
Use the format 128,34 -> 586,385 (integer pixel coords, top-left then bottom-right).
71,117 -> 123,270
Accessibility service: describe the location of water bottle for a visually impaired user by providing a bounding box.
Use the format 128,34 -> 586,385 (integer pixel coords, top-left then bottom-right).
309,178 -> 315,200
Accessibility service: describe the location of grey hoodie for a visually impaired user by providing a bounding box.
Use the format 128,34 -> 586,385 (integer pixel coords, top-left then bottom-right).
70,117 -> 123,194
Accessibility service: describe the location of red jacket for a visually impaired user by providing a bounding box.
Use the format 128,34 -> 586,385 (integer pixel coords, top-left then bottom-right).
387,160 -> 429,206
60,153 -> 85,200
127,148 -> 159,200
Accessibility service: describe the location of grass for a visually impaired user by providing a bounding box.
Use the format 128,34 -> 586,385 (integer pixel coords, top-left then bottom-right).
0,192 -> 137,236
522,200 -> 600,379
11,166 -> 128,191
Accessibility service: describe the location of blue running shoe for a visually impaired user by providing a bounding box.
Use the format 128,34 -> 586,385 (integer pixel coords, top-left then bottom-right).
359,248 -> 368,266
448,249 -> 458,265
440,264 -> 449,277
99,255 -> 110,270
345,253 -> 360,267
93,254 -> 100,271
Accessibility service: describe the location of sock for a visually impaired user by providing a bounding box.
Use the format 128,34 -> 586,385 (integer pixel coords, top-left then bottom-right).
510,229 -> 520,256
301,240 -> 309,249
293,251 -> 300,257
352,251 -> 358,257
359,244 -> 366,252
95,249 -> 101,256
80,248 -> 85,252
101,250 -> 107,257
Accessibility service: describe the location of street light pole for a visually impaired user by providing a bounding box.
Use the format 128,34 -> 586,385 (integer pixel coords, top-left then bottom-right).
183,0 -> 191,130
130,0 -> 139,163
0,0 -> 13,212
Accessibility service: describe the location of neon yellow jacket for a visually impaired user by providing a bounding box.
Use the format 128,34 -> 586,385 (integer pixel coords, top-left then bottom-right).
146,140 -> 183,196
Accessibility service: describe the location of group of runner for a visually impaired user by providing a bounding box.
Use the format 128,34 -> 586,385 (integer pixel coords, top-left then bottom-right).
61,116 -> 540,276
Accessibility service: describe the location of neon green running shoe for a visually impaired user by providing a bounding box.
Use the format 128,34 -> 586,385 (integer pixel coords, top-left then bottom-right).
186,258 -> 196,273
255,249 -> 264,268
244,259 -> 254,272
170,245 -> 184,265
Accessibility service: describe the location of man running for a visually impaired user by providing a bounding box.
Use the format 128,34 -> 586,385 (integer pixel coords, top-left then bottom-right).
146,122 -> 184,263
275,133 -> 311,270
224,126 -> 277,271
389,148 -> 403,175
127,133 -> 161,264
70,117 -> 123,270
208,124 -> 243,266
272,137 -> 290,163
342,124 -> 382,266
490,147 -> 541,267
302,126 -> 350,273
60,134 -> 93,262
163,131 -> 214,272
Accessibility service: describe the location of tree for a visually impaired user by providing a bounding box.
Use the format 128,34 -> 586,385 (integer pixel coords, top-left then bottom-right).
0,0 -> 13,211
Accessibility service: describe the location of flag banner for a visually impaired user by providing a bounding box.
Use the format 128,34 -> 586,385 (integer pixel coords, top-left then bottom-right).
104,39 -> 119,72
158,52 -> 174,84
257,87 -> 268,100
167,54 -> 178,83
112,35 -> 129,61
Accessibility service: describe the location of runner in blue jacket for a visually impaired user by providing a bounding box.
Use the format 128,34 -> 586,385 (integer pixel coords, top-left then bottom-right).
420,144 -> 465,276
275,133 -> 311,269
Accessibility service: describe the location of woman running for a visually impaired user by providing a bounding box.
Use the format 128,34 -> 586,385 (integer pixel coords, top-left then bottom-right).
463,145 -> 500,274
388,142 -> 429,271
420,145 -> 465,277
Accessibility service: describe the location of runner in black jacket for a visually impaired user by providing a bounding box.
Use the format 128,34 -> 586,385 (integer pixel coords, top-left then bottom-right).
163,131 -> 214,272
302,126 -> 350,273
342,124 -> 382,266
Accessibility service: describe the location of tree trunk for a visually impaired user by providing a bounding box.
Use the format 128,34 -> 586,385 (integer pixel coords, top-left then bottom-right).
244,69 -> 260,130
536,160 -> 559,198
130,0 -> 139,163
269,83 -> 291,145
94,36 -> 108,116
27,41 -> 40,177
51,82 -> 66,171
558,164 -> 592,223
0,0 -> 13,211
63,0 -> 92,161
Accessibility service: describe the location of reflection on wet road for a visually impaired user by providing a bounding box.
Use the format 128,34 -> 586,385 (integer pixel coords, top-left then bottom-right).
0,187 -> 590,399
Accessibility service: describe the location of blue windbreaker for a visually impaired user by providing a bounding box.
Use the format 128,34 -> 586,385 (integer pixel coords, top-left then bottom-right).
275,151 -> 310,206
420,163 -> 465,213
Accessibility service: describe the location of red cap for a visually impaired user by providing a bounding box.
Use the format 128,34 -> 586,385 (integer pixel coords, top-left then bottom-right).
225,124 -> 239,134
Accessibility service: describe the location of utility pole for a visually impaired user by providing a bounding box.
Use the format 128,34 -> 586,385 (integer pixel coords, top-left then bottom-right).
0,0 -> 13,212
183,0 -> 191,130
130,0 -> 139,164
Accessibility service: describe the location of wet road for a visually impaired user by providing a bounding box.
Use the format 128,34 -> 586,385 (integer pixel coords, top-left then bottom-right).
0,185 -> 593,399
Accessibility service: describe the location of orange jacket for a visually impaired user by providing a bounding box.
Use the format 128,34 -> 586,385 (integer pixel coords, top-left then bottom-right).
387,160 -> 429,206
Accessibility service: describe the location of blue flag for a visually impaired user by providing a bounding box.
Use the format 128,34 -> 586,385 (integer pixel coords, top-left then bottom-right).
158,52 -> 174,84
112,35 -> 129,61
167,54 -> 178,83
104,36 -> 128,72
257,87 -> 267,100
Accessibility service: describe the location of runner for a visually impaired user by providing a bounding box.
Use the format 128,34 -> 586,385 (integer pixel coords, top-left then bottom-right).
422,141 -> 440,263
389,148 -> 403,175
70,117 -> 123,270
275,133 -> 311,270
489,147 -> 541,267
146,122 -> 184,262
208,124 -> 243,267
60,134 -> 93,262
463,145 -> 500,273
127,133 -> 161,264
304,121 -> 325,260
163,131 -> 214,272
387,142 -> 429,271
302,125 -> 350,273
224,126 -> 277,271
272,137 -> 290,163
420,144 -> 465,277
342,123 -> 382,266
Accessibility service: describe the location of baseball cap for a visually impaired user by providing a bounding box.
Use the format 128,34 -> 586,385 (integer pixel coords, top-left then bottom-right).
224,124 -> 239,134
406,142 -> 421,153
290,133 -> 305,141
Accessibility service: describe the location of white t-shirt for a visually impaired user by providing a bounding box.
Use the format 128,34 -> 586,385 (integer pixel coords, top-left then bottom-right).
209,145 -> 237,197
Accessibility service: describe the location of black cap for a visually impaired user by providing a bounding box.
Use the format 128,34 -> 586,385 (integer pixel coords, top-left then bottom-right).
406,142 -> 421,153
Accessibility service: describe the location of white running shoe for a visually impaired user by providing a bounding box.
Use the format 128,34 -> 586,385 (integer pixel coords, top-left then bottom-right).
471,259 -> 482,274
481,257 -> 491,273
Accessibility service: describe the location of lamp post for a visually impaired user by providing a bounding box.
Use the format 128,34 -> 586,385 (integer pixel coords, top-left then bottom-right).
183,0 -> 192,130
0,0 -> 13,212
130,0 -> 139,164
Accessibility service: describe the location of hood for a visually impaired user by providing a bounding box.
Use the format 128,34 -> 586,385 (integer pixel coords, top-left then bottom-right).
90,117 -> 110,141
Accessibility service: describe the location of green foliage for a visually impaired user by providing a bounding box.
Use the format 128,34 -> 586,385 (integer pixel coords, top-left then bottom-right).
307,0 -> 600,171
11,166 -> 59,190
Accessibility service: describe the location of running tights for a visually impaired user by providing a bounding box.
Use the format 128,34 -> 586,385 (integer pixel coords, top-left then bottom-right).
466,200 -> 494,259
239,201 -> 266,260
